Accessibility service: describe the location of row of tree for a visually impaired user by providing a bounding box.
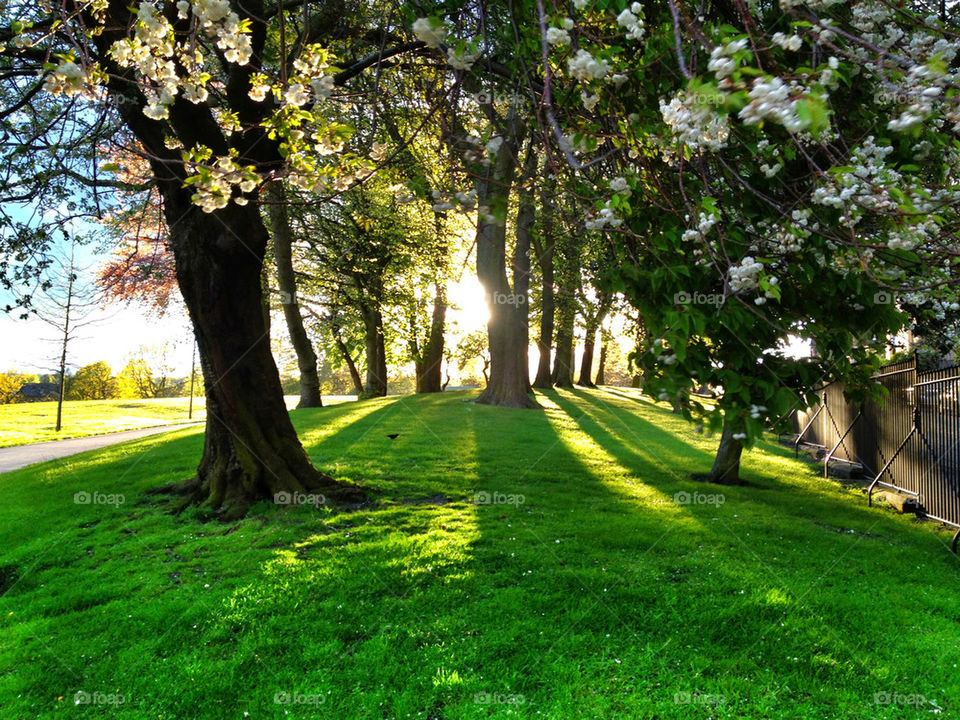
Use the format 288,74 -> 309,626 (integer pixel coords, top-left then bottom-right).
0,357 -> 198,404
2,0 -> 959,516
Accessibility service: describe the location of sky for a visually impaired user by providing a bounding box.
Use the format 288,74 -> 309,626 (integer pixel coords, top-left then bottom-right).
0,301 -> 195,376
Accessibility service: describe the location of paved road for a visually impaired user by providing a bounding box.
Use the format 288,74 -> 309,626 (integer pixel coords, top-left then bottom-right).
0,423 -> 202,474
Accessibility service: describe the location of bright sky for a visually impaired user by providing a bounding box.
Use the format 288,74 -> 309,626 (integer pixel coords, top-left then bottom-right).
0,302 -> 194,376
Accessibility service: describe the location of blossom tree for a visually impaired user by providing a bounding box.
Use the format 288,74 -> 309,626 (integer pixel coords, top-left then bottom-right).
1,0 -> 383,514
409,0 -> 960,480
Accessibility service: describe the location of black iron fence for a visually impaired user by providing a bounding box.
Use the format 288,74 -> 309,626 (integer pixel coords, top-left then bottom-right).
792,356 -> 960,551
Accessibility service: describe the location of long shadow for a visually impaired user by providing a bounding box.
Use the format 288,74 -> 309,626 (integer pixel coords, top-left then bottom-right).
569,387 -> 955,547
463,389 -> 960,716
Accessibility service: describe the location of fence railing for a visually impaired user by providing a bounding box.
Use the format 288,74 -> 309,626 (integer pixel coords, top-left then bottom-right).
792,356 -> 960,552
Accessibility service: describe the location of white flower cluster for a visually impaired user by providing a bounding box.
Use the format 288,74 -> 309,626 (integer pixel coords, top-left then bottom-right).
110,2 -> 178,120
660,92 -> 730,151
769,209 -> 816,254
187,154 -> 259,213
681,212 -> 719,244
192,0 -> 252,65
609,176 -> 631,195
42,61 -> 95,97
447,48 -> 480,70
567,50 -> 610,82
430,188 -> 478,212
738,76 -> 812,133
110,0 -> 253,120
584,200 -> 622,231
546,19 -> 574,46
581,91 -> 600,111
771,32 -> 802,51
616,3 -> 645,41
748,404 -> 767,419
707,39 -> 747,80
412,18 -> 448,48
887,66 -> 945,132
728,256 -> 764,293
811,136 -> 897,226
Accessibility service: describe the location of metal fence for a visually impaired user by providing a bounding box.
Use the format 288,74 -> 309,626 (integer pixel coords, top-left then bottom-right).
793,356 -> 960,551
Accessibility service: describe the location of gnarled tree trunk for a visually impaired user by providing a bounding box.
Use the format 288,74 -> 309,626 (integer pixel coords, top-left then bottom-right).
266,180 -> 322,408
166,205 -> 360,516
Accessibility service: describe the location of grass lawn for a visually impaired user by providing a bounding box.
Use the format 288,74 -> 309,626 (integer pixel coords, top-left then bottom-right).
0,387 -> 956,719
0,395 -> 356,447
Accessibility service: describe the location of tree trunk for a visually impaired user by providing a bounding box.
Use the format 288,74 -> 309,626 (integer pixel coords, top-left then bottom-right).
475,122 -> 537,409
330,321 -> 364,395
162,204 -> 362,517
266,181 -> 322,409
595,343 -> 607,385
577,321 -> 599,388
551,232 -> 579,388
95,13 -> 361,517
706,419 -> 744,484
361,304 -> 387,398
416,284 -> 447,393
577,296 -> 611,388
532,224 -> 555,389
552,309 -> 576,387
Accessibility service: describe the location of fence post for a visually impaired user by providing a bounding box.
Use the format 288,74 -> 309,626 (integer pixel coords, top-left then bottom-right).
823,405 -> 863,478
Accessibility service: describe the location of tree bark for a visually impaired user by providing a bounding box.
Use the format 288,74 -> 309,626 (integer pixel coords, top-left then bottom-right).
360,303 -> 388,398
329,318 -> 364,395
531,219 -> 555,389
475,122 -> 537,409
577,294 -> 611,388
577,325 -> 599,388
552,307 -> 576,387
415,283 -> 447,393
551,232 -> 579,388
595,343 -> 607,386
706,419 -> 744,484
266,181 -> 322,409
165,205 -> 361,516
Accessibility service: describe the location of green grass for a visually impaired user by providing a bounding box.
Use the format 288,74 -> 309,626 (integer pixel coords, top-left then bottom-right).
0,387 -> 957,719
0,397 -> 206,447
0,395 -> 356,447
